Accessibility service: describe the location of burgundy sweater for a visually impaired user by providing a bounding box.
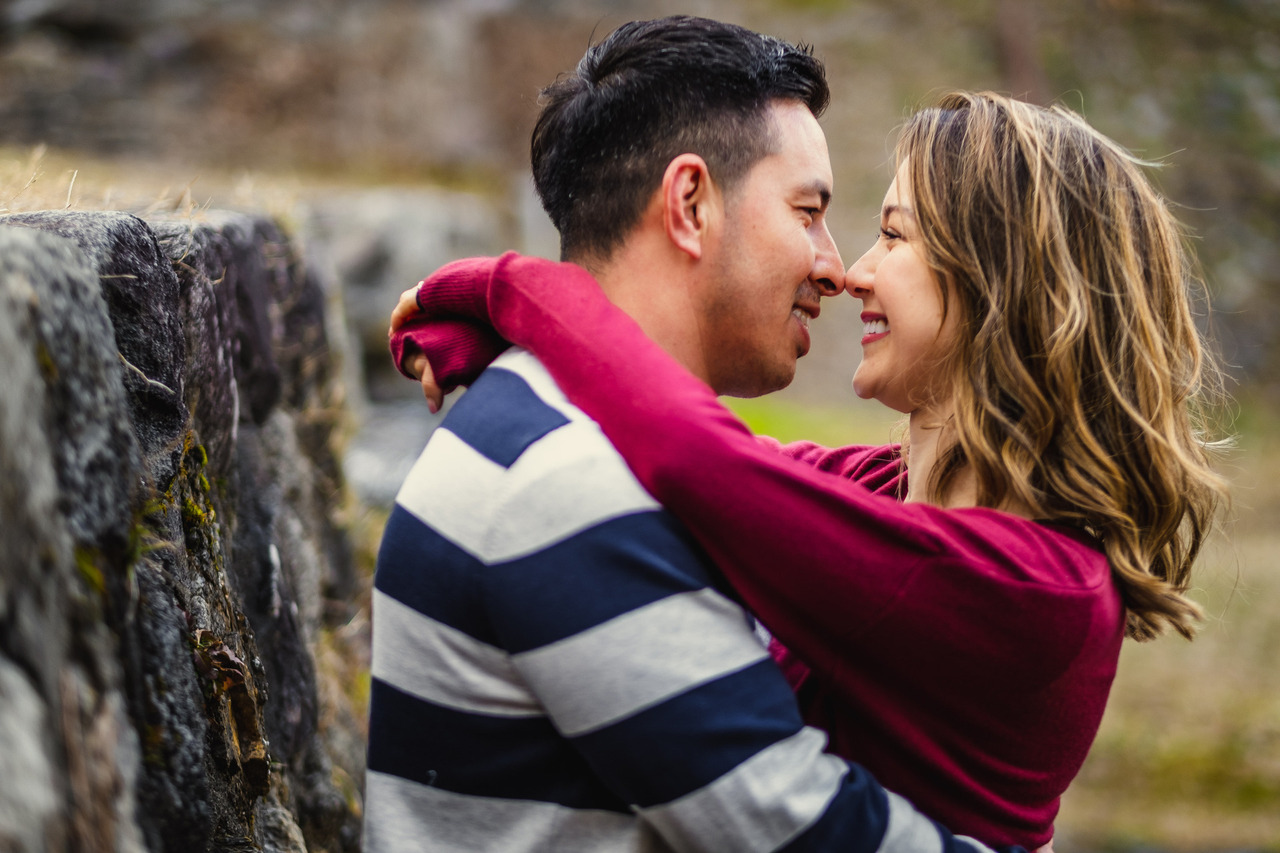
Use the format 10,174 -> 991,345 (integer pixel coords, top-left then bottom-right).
390,253 -> 1125,849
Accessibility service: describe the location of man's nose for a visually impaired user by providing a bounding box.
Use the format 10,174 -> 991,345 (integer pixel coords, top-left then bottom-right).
812,226 -> 845,297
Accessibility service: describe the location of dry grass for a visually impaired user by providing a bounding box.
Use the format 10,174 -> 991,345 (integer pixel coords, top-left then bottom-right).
0,144 -> 420,232
0,144 -> 276,216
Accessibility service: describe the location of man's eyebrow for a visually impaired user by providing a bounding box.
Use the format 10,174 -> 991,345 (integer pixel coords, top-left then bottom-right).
799,180 -> 832,209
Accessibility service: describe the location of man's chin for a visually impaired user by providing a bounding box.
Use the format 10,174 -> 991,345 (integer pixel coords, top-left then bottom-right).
721,367 -> 795,399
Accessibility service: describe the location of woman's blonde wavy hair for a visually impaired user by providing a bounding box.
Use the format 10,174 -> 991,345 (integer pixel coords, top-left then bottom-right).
899,91 -> 1230,641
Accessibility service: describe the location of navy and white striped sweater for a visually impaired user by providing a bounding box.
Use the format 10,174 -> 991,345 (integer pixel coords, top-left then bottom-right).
364,348 -> 1018,853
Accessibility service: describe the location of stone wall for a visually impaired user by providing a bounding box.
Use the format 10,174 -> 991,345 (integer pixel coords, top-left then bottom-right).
0,209 -> 364,852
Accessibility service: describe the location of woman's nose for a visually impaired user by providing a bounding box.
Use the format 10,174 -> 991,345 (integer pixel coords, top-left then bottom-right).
847,246 -> 877,295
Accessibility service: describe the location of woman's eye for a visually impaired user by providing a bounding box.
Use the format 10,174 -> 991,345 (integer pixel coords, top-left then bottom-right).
880,227 -> 901,241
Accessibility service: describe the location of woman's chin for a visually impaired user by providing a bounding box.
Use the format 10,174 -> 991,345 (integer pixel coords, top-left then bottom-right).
850,373 -> 875,402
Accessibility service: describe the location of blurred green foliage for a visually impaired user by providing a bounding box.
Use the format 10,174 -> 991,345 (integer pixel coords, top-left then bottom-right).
724,395 -> 899,447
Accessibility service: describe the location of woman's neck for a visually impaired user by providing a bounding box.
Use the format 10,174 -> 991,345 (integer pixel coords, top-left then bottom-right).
904,406 -> 1035,519
903,408 -> 952,506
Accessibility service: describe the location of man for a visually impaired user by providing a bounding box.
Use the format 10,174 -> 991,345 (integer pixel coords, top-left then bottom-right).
367,16 -> 1023,853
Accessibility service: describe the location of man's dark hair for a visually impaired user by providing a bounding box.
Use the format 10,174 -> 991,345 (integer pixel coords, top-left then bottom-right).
531,16 -> 829,262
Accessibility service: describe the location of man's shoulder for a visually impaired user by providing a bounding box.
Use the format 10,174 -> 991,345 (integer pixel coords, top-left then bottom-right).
395,348 -> 664,564
437,347 -> 629,478
439,348 -> 580,463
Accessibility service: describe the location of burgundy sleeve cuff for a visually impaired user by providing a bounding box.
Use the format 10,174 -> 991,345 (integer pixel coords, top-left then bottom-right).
390,316 -> 510,393
414,254 -> 514,321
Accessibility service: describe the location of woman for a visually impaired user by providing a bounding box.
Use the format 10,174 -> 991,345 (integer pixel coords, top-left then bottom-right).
388,92 -> 1228,848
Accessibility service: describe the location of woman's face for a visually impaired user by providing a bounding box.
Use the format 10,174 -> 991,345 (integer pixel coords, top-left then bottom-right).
846,161 -> 955,415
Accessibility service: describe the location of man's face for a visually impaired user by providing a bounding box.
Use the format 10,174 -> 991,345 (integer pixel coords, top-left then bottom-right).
698,100 -> 845,398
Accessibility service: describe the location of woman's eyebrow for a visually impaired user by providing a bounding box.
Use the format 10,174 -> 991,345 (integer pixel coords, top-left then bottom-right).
882,203 -> 917,222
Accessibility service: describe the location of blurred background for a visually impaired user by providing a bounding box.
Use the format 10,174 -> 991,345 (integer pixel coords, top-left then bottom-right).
1,0 -> 1277,849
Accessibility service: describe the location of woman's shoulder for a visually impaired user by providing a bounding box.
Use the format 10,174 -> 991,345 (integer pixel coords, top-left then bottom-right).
839,443 -> 906,491
938,504 -> 1114,593
768,440 -> 906,496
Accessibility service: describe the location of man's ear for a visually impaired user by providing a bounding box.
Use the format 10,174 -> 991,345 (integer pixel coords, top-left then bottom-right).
661,154 -> 718,260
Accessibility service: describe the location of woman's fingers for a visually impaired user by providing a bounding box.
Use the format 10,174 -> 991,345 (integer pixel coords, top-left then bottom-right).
413,354 -> 445,414
388,284 -> 423,335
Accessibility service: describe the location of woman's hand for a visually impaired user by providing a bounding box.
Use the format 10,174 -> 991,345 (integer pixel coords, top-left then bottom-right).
389,283 -> 423,337
388,283 -> 446,412
407,350 -> 445,414
389,254 -> 587,413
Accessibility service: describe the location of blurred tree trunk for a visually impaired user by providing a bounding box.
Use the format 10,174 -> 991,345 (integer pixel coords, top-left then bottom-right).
996,0 -> 1051,104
